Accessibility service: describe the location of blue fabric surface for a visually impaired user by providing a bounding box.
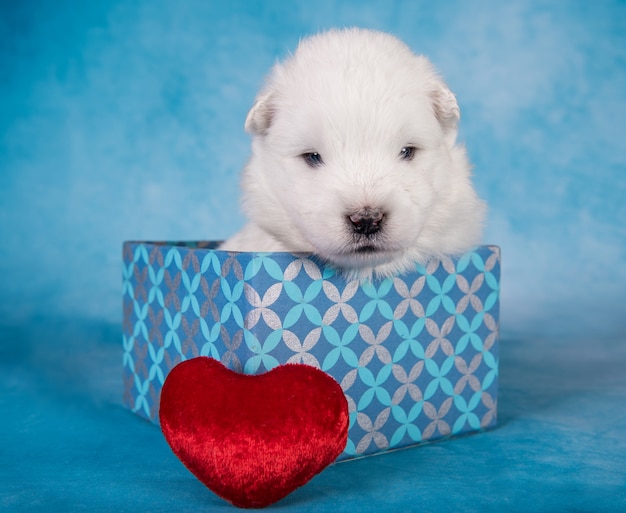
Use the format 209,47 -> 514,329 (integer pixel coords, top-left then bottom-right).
2,320 -> 625,512
2,0 -> 626,511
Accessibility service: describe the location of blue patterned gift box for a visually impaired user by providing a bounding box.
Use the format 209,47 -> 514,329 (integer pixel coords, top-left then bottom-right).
122,241 -> 500,461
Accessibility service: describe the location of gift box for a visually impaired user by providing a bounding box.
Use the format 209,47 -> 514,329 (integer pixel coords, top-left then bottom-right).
122,241 -> 500,461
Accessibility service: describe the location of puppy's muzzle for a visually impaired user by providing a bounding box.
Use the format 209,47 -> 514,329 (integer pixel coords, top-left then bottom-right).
348,208 -> 385,237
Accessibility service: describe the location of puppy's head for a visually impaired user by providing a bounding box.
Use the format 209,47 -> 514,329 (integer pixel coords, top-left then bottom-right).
241,28 -> 485,278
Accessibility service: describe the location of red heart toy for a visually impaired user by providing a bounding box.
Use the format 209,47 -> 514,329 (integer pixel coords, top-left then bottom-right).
159,357 -> 349,508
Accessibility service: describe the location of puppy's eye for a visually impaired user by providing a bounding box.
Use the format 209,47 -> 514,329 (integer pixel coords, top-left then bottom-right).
399,146 -> 418,161
301,152 -> 324,168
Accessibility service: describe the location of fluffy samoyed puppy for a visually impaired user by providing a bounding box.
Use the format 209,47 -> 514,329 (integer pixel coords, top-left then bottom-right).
220,28 -> 486,280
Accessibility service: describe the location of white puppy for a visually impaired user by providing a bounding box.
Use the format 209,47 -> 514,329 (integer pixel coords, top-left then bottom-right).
220,28 -> 485,280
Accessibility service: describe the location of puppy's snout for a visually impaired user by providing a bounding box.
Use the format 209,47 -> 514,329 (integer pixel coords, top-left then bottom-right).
348,208 -> 385,236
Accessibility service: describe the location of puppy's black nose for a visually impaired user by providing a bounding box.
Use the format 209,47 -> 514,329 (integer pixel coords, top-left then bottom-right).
349,208 -> 385,236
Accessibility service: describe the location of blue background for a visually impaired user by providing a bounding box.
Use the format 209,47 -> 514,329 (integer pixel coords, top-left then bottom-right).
2,1 -> 625,512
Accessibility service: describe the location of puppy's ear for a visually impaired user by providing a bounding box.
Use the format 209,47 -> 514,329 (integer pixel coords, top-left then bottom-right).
431,83 -> 460,132
244,93 -> 275,135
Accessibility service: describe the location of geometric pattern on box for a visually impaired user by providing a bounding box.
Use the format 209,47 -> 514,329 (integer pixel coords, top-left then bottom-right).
122,241 -> 500,461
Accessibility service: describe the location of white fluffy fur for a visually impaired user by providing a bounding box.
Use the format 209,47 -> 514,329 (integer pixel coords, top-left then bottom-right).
220,28 -> 486,280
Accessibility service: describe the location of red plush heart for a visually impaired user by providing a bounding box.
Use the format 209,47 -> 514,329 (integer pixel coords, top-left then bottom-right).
159,357 -> 349,509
